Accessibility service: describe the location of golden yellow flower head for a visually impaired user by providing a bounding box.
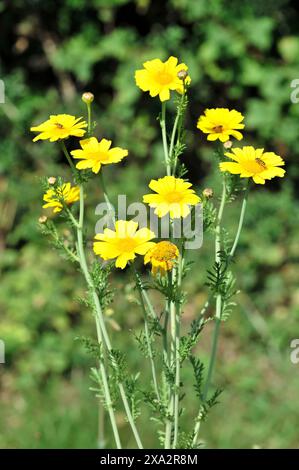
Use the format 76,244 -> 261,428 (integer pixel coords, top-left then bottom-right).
143,175 -> 201,219
144,241 -> 179,276
219,146 -> 286,185
31,114 -> 87,142
93,220 -> 156,269
135,56 -> 190,102
197,108 -> 244,142
70,137 -> 128,174
42,182 -> 80,213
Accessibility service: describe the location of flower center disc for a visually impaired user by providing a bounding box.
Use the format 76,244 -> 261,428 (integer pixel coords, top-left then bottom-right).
118,238 -> 137,252
90,151 -> 109,162
157,72 -> 173,85
212,125 -> 224,133
165,191 -> 183,203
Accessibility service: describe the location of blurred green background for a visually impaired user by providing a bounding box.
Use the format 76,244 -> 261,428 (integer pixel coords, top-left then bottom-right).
1,0 -> 299,448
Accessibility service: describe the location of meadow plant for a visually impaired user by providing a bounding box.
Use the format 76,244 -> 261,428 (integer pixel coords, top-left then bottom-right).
32,56 -> 286,449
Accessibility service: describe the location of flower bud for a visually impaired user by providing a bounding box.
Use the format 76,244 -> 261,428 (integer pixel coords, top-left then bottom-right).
82,92 -> 94,104
177,69 -> 188,81
39,215 -> 47,224
48,176 -> 56,185
203,188 -> 213,199
223,140 -> 233,149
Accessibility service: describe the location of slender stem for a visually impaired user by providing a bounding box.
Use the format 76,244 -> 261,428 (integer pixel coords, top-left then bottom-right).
97,174 -> 144,449
169,109 -> 181,168
160,102 -> 170,176
60,141 -> 76,173
230,182 -> 250,258
142,289 -> 158,320
64,205 -> 80,228
99,171 -> 115,225
87,103 -> 92,136
172,253 -> 183,449
76,185 -> 122,449
169,92 -> 186,176
164,297 -> 172,448
134,270 -> 160,402
215,178 -> 227,266
192,180 -> 250,446
165,261 -> 181,449
192,178 -> 226,447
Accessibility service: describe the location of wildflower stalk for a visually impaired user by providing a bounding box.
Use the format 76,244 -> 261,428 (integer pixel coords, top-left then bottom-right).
96,172 -> 144,449
169,87 -> 186,175
162,97 -> 186,448
99,171 -> 115,223
76,185 -> 122,449
164,298 -> 173,449
229,181 -> 250,258
134,269 -> 160,402
160,102 -> 170,176
192,180 -> 250,446
61,141 -> 77,173
192,178 -> 226,446
172,253 -> 183,448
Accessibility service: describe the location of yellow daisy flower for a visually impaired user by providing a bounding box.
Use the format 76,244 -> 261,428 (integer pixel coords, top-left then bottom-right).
70,137 -> 128,174
93,220 -> 156,269
219,146 -> 286,184
144,241 -> 179,276
197,108 -> 244,142
143,175 -> 201,219
31,114 -> 87,142
135,56 -> 190,102
43,182 -> 80,213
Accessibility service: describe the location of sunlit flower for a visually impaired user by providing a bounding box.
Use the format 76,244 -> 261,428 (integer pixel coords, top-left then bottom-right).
93,220 -> 156,269
70,137 -> 128,174
43,182 -> 80,213
31,114 -> 87,142
197,108 -> 244,142
135,56 -> 190,102
144,241 -> 179,276
143,175 -> 200,218
219,146 -> 286,184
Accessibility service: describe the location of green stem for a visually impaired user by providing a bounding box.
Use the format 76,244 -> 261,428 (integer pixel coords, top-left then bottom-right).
192,178 -> 226,447
87,103 -> 92,136
60,141 -> 76,173
230,182 -> 250,258
134,270 -> 160,402
97,175 -> 144,449
192,180 -> 250,446
99,171 -> 115,225
76,185 -> 122,449
172,253 -> 183,449
64,206 -> 80,229
164,296 -> 172,448
142,289 -> 158,320
169,92 -> 186,176
160,102 -> 170,176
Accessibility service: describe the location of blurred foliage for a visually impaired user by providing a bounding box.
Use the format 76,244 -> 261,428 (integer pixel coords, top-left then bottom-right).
1,0 -> 299,448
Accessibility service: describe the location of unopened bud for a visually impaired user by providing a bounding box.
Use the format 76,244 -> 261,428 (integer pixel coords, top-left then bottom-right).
82,92 -> 94,104
223,140 -> 233,149
177,69 -> 188,81
39,215 -> 47,224
48,176 -> 56,185
203,188 -> 214,199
